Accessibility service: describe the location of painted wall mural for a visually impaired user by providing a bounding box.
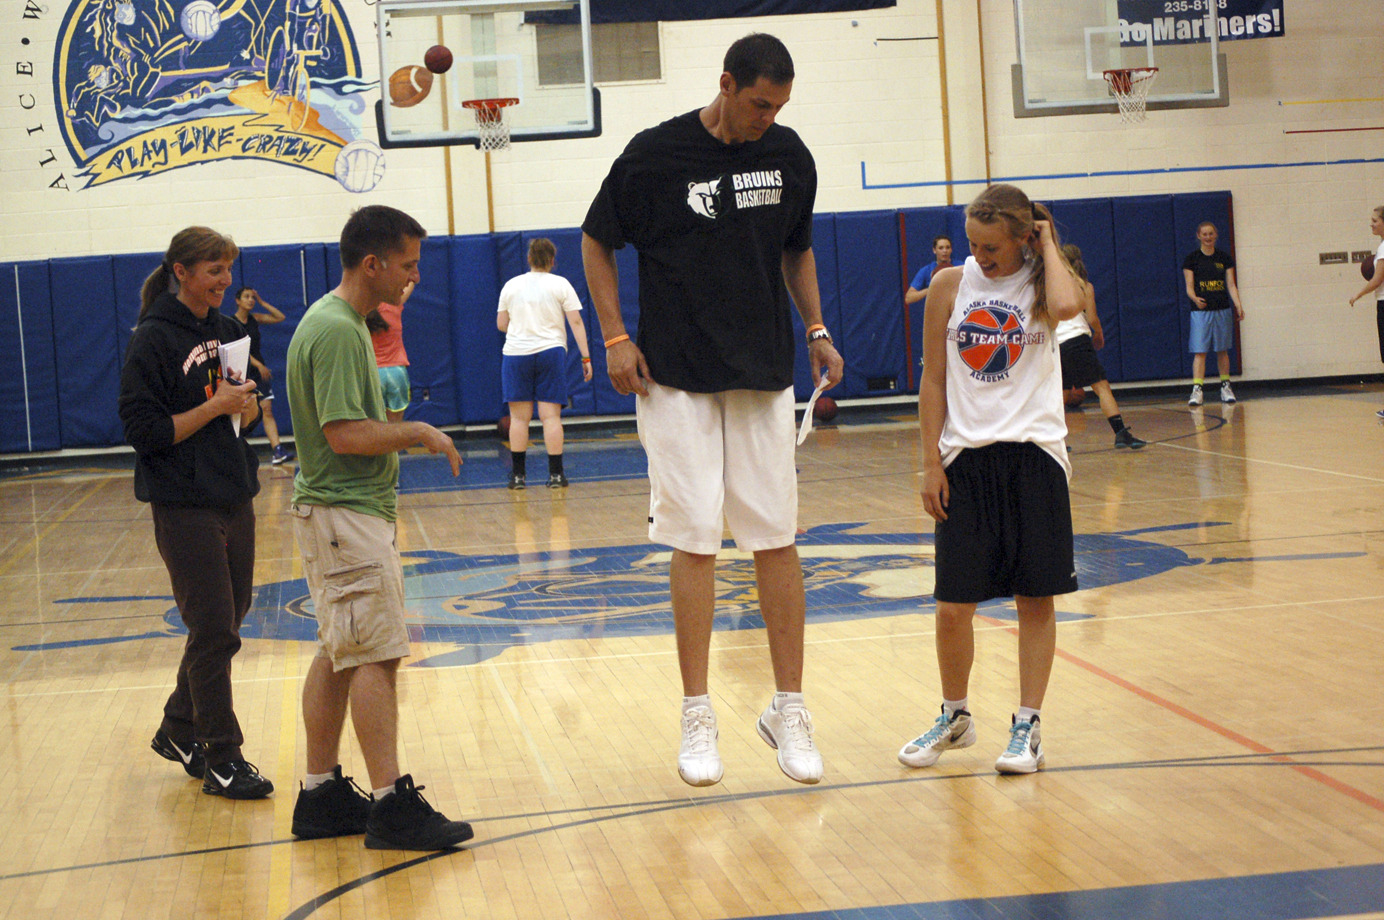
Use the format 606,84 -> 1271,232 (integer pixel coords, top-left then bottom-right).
51,0 -> 385,190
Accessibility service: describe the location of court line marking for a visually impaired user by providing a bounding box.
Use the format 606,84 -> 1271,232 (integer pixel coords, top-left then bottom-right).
1155,440 -> 1384,484
1,745 -> 1377,884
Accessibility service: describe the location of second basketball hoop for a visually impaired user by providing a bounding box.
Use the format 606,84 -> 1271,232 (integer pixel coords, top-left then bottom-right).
462,97 -> 519,151
1103,67 -> 1158,123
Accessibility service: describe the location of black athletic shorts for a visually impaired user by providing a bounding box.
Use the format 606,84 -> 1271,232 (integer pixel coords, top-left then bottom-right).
1059,335 -> 1107,390
932,441 -> 1078,604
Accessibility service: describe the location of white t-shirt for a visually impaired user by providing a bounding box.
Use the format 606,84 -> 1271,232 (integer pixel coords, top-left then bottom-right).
1376,241 -> 1384,303
939,256 -> 1070,478
498,270 -> 581,356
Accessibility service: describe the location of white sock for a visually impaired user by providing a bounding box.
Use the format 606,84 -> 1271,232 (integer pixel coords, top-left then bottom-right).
773,691 -> 804,711
1017,706 -> 1041,723
303,770 -> 336,791
943,697 -> 968,717
682,695 -> 711,714
373,786 -> 396,800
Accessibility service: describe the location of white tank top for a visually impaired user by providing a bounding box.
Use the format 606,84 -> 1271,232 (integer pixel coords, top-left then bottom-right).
1054,308 -> 1092,345
939,256 -> 1070,478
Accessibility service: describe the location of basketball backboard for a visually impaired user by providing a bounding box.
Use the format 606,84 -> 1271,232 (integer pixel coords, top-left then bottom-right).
1012,0 -> 1229,118
374,0 -> 599,149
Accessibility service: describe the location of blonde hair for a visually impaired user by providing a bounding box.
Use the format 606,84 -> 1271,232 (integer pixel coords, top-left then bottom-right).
140,227 -> 238,320
966,183 -> 1066,327
1060,243 -> 1088,283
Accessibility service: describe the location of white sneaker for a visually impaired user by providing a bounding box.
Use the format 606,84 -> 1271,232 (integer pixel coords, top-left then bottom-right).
1220,381 -> 1236,404
898,707 -> 976,768
1188,385 -> 1203,406
756,699 -> 823,784
678,705 -> 723,786
994,715 -> 1044,774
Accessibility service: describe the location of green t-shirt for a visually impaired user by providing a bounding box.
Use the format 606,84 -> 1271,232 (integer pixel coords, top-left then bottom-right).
287,293 -> 398,521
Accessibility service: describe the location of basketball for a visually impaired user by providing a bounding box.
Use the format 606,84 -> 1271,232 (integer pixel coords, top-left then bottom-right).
424,44 -> 453,75
497,415 -> 511,438
388,65 -> 433,108
179,0 -> 221,42
333,139 -> 386,194
1362,257 -> 1375,282
813,395 -> 838,423
1064,386 -> 1086,407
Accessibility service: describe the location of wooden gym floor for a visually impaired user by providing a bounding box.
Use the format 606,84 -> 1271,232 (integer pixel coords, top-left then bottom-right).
1,384 -> 1382,920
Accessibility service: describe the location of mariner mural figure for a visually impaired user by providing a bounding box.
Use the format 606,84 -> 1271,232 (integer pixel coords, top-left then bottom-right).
55,0 -> 383,189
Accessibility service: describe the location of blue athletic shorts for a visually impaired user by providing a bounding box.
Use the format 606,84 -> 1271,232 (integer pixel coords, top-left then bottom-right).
502,347 -> 567,405
377,365 -> 411,413
1189,310 -> 1235,353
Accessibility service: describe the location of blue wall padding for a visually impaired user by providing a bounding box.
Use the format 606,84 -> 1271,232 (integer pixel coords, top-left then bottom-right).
1172,191 -> 1237,375
112,253 -> 158,364
833,210 -> 907,397
792,214 -> 842,399
400,238 -> 459,427
49,256 -> 122,447
449,234 -> 506,424
4,190 -> 1237,455
240,243 -> 319,437
1050,198 -> 1123,382
0,263 -> 62,452
1112,196 -> 1184,381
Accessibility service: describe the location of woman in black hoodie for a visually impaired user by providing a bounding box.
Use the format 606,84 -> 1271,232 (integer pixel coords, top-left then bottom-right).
118,226 -> 273,800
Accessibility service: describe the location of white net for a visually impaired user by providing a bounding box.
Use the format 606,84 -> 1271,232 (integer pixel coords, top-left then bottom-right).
466,100 -> 515,151
1103,68 -> 1158,123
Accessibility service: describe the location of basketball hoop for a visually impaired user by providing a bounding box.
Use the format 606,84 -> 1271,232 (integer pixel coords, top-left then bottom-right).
462,97 -> 519,151
1103,68 -> 1158,124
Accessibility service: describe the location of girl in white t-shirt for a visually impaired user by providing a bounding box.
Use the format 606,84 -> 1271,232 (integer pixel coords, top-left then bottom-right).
901,183 -> 1084,776
1348,205 -> 1384,419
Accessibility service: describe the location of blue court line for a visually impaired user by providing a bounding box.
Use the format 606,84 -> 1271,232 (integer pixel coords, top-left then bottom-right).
862,156 -> 1384,190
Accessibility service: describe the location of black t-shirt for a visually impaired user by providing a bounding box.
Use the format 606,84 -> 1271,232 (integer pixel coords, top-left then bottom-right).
582,109 -> 817,393
1182,248 -> 1236,311
239,312 -> 264,383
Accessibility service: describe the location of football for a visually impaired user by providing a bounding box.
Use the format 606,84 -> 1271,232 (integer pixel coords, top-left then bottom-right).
388,65 -> 433,108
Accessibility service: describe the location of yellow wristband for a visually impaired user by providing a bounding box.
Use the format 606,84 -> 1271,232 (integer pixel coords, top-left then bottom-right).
604,334 -> 630,348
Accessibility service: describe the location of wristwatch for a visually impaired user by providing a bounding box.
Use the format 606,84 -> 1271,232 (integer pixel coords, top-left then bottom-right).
807,328 -> 833,345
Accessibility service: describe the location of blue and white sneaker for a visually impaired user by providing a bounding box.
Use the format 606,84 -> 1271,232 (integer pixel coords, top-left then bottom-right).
898,706 -> 975,768
995,714 -> 1044,774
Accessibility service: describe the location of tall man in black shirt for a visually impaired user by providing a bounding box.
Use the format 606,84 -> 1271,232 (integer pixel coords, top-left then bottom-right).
582,33 -> 843,788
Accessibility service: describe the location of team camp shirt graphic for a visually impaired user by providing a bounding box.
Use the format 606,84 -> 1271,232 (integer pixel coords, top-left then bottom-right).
949,299 -> 1045,382
685,170 -> 784,219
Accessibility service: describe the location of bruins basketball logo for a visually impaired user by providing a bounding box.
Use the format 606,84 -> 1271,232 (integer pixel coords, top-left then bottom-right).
954,304 -> 1031,379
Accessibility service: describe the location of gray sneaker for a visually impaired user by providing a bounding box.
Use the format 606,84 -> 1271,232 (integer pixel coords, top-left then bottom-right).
898,706 -> 976,768
1188,385 -> 1203,407
1220,381 -> 1236,403
994,715 -> 1045,775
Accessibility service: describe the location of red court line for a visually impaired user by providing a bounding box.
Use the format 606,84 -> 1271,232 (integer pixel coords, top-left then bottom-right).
984,616 -> 1384,813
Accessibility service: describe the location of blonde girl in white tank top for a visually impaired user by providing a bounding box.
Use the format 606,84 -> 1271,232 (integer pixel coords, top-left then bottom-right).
902,184 -> 1084,776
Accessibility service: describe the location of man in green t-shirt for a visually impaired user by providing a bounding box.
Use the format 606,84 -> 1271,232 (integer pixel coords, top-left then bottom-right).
286,205 -> 471,851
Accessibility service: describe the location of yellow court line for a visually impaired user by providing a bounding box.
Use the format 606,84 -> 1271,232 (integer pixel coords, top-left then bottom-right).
0,479 -> 108,579
1155,441 -> 1384,484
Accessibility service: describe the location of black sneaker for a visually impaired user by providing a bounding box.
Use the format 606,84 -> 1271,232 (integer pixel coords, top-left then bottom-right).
364,775 -> 474,851
507,472 -> 526,490
203,760 -> 275,799
547,472 -> 569,489
1113,428 -> 1147,450
292,766 -> 372,839
151,729 -> 204,779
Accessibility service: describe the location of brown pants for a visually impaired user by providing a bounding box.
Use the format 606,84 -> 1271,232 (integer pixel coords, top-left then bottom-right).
152,501 -> 255,766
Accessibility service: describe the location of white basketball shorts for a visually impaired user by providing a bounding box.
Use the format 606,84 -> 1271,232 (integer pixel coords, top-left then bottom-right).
636,383 -> 798,555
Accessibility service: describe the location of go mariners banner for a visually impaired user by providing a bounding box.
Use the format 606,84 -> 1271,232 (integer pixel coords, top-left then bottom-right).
1117,0 -> 1284,45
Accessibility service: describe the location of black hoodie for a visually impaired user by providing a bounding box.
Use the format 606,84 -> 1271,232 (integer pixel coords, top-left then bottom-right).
118,291 -> 261,508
